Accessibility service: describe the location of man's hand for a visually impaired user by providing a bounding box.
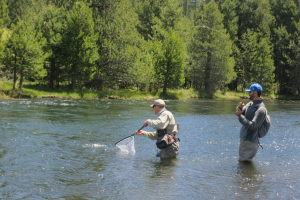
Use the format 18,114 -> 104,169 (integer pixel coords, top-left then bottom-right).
135,130 -> 143,135
143,121 -> 149,127
235,108 -> 243,116
237,102 -> 245,110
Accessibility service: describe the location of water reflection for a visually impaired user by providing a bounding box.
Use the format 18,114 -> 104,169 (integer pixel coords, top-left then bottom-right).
237,161 -> 260,177
139,159 -> 179,199
235,161 -> 264,199
149,158 -> 178,179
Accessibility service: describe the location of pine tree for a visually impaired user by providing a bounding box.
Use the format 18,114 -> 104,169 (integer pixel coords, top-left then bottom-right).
39,5 -> 66,88
270,0 -> 300,95
191,1 -> 235,97
292,37 -> 300,96
2,20 -> 46,89
136,0 -> 163,41
234,0 -> 275,92
6,0 -> 34,25
220,0 -> 239,91
155,30 -> 186,95
237,30 -> 275,93
237,0 -> 274,39
93,0 -> 150,89
136,0 -> 184,40
60,1 -> 99,89
220,0 -> 239,42
0,0 -> 9,59
46,0 -> 75,9
0,0 -> 9,27
136,0 -> 188,94
128,40 -> 155,91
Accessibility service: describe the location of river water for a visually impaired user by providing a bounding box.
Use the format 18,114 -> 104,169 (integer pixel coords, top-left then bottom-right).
0,99 -> 299,200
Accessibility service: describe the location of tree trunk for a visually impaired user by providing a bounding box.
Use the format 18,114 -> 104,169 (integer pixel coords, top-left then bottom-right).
204,52 -> 212,96
184,0 -> 188,16
49,59 -> 56,89
13,66 -> 17,90
13,55 -> 17,90
163,81 -> 167,96
71,64 -> 76,89
19,72 -> 23,89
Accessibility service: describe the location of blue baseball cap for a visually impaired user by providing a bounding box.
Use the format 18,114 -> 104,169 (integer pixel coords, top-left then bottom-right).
245,83 -> 263,93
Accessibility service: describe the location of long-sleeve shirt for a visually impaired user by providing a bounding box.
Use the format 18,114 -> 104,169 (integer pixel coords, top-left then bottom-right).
142,108 -> 178,140
238,100 -> 267,142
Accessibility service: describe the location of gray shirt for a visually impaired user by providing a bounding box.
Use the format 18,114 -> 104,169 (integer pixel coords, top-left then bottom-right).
238,100 -> 267,142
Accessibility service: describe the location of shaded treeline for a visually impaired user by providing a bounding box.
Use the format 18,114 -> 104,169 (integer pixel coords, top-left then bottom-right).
0,0 -> 299,97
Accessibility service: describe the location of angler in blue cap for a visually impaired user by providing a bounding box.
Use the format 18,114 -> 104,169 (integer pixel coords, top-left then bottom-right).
235,83 -> 270,161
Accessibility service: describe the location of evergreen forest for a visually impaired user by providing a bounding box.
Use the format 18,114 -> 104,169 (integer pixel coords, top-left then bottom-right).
1,0 -> 300,98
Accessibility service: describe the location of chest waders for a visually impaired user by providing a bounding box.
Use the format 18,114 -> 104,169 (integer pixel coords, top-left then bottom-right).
244,101 -> 264,149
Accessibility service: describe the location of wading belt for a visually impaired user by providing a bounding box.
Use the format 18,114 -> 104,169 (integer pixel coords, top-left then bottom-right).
157,129 -> 180,142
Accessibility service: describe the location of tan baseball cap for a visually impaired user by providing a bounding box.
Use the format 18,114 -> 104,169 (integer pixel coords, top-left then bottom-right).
150,99 -> 166,107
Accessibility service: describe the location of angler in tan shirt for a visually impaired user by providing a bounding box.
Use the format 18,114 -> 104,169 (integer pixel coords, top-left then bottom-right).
136,99 -> 179,159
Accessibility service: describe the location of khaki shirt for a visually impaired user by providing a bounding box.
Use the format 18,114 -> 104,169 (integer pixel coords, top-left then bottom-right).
142,108 -> 178,140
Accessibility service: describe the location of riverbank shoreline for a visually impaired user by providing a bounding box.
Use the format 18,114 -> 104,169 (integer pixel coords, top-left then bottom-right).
0,82 -> 298,101
0,87 -> 198,100
0,87 -> 288,101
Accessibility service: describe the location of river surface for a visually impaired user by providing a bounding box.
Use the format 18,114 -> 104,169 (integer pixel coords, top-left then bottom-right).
0,99 -> 299,200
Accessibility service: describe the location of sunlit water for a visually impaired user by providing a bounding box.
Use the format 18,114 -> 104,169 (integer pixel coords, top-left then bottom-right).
0,99 -> 299,200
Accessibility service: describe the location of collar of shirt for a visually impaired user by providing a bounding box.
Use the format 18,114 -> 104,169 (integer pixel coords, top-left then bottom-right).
252,99 -> 263,105
156,107 -> 166,116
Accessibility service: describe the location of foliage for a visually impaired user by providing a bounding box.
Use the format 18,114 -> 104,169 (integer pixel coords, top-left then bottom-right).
237,0 -> 274,38
93,0 -> 144,89
136,0 -> 185,40
270,0 -> 300,95
136,0 -> 188,95
36,5 -> 66,89
220,0 -> 239,42
0,0 -> 9,59
6,0 -> 34,25
0,0 -> 300,98
2,19 -> 46,89
290,36 -> 300,96
128,40 -> 155,91
0,0 -> 9,27
236,30 -> 275,93
154,30 -> 186,95
191,1 -> 235,97
60,1 -> 99,89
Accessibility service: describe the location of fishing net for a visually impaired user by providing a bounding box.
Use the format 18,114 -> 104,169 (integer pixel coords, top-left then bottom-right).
115,135 -> 136,154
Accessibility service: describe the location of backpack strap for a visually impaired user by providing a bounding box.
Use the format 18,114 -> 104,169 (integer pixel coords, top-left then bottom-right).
256,103 -> 270,148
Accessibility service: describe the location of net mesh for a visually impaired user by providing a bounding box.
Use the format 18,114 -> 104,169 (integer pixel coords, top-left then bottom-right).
115,135 -> 135,154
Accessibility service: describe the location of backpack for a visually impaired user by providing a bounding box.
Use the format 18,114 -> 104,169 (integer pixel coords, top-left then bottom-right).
258,108 -> 271,138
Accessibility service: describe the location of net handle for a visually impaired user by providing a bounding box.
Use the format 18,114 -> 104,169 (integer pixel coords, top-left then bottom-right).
136,125 -> 146,132
114,125 -> 145,146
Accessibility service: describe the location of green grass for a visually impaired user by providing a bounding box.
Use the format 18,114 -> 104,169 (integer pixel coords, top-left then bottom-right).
214,90 -> 278,100
159,88 -> 198,99
17,82 -> 199,100
0,80 -> 13,90
0,91 -> 10,99
1,80 -> 278,100
0,80 -> 13,99
0,81 -> 159,100
214,90 -> 245,100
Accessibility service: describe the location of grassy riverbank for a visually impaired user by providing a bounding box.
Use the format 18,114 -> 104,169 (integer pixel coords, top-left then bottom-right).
0,80 -> 285,100
0,81 -> 199,100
